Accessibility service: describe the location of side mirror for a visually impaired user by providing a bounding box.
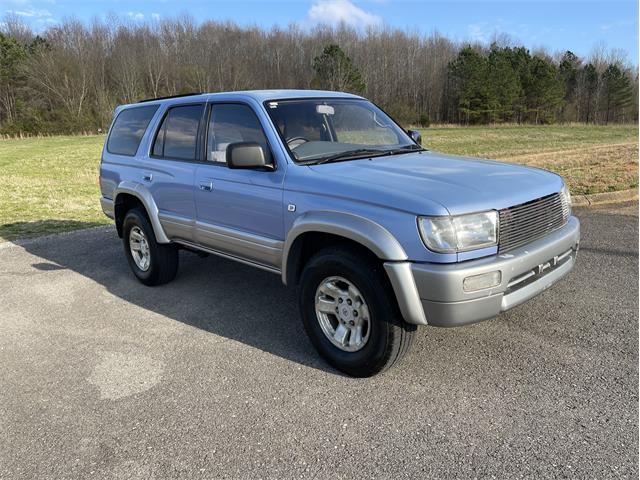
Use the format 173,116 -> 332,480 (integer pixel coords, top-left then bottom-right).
407,129 -> 422,145
226,142 -> 274,170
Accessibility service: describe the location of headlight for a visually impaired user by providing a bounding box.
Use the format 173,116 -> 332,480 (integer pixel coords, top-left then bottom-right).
561,184 -> 572,217
418,211 -> 498,253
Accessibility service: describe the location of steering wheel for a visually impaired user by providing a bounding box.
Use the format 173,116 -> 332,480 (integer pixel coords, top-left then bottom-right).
287,136 -> 309,150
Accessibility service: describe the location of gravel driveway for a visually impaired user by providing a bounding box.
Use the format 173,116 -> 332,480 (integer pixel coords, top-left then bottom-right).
1,203 -> 637,479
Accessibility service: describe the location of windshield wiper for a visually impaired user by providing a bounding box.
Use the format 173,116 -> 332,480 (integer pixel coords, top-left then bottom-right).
312,148 -> 390,165
385,144 -> 426,154
302,144 -> 425,166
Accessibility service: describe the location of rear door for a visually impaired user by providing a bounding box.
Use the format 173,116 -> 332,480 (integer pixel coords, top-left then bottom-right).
142,103 -> 205,242
193,102 -> 285,269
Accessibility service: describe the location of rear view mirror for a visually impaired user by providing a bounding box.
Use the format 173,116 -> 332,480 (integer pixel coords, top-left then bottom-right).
316,105 -> 334,115
407,129 -> 422,145
227,142 -> 274,170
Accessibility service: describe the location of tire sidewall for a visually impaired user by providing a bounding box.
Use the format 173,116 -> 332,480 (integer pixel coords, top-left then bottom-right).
122,209 -> 158,283
299,252 -> 395,375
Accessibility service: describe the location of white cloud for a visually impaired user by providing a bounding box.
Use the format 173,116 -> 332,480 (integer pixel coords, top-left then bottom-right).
127,11 -> 145,21
467,22 -> 490,43
7,8 -> 52,18
600,19 -> 634,32
308,0 -> 381,28
151,13 -> 161,21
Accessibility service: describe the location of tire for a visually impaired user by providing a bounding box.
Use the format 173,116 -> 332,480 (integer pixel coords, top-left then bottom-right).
122,208 -> 178,286
298,246 -> 416,377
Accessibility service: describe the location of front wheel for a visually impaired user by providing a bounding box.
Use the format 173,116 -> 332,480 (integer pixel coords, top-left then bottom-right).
298,247 -> 415,377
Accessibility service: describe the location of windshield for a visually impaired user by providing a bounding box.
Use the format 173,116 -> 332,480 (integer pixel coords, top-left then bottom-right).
265,98 -> 420,164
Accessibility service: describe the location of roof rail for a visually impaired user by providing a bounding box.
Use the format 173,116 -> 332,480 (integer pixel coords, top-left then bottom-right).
138,92 -> 203,103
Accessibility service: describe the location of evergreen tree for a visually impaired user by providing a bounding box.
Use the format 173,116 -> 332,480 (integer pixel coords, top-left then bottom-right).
448,46 -> 493,123
503,46 -> 533,123
0,32 -> 27,123
578,63 -> 598,123
311,44 -> 365,95
523,56 -> 565,123
600,64 -> 634,123
487,45 -> 521,122
559,51 -> 581,120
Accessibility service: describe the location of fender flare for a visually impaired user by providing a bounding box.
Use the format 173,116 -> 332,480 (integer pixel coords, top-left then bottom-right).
114,181 -> 171,244
281,210 -> 408,285
282,211 -> 427,325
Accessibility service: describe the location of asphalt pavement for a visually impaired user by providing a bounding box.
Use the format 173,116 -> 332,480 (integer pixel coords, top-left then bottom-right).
0,203 -> 638,479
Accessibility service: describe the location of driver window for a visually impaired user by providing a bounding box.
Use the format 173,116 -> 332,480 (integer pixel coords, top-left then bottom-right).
333,104 -> 398,145
207,104 -> 269,163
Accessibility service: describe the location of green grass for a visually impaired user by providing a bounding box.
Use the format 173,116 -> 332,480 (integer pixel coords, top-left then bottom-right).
419,124 -> 638,195
419,124 -> 637,157
0,125 -> 637,241
0,135 -> 109,241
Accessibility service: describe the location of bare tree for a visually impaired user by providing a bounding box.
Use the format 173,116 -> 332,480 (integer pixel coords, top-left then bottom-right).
0,15 -> 636,133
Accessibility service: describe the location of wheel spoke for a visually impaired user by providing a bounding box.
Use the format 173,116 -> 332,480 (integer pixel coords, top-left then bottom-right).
333,323 -> 349,345
316,297 -> 336,314
129,227 -> 151,271
319,281 -> 343,299
349,325 -> 363,347
347,284 -> 360,303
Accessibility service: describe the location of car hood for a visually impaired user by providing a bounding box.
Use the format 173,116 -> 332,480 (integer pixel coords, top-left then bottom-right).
305,151 -> 564,216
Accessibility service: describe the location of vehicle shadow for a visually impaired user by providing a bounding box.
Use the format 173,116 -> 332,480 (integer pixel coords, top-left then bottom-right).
19,224 -> 340,375
0,219 -> 106,243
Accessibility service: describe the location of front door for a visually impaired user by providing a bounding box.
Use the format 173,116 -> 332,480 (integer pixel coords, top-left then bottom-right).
194,103 -> 285,269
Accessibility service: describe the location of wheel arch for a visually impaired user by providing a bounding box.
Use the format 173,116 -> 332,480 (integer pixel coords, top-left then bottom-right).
113,182 -> 170,243
282,211 -> 427,326
282,211 -> 408,287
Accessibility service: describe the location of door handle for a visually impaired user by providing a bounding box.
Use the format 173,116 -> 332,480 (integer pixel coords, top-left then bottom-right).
143,173 -> 153,182
199,182 -> 213,192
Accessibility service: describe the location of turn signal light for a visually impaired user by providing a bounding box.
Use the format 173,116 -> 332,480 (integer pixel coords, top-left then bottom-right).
463,271 -> 502,292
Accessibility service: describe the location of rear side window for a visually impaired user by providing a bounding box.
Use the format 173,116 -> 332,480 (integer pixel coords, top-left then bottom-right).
152,104 -> 204,161
107,105 -> 159,156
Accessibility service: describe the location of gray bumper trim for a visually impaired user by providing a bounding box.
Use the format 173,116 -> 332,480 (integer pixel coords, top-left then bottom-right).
500,253 -> 575,311
410,216 -> 580,327
384,262 -> 428,325
100,197 -> 114,219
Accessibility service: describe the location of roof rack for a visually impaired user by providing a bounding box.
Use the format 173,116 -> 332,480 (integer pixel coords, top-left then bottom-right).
138,92 -> 203,103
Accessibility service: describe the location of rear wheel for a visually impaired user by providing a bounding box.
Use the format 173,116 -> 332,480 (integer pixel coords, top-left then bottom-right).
122,208 -> 178,286
299,247 -> 415,377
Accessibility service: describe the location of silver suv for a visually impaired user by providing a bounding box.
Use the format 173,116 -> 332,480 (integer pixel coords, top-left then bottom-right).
100,90 -> 580,377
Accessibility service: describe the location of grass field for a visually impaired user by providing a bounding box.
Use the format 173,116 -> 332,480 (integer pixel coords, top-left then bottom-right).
422,124 -> 638,196
0,125 -> 637,241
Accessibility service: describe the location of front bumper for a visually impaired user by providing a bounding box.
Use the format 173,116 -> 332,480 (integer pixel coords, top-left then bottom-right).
386,216 -> 580,327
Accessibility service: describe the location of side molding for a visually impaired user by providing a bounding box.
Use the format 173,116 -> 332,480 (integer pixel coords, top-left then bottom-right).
114,181 -> 171,244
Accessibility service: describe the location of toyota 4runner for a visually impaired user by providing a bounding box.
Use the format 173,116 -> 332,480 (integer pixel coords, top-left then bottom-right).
99,90 -> 580,377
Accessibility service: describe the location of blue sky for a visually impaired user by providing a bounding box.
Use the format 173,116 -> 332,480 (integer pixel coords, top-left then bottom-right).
3,0 -> 638,63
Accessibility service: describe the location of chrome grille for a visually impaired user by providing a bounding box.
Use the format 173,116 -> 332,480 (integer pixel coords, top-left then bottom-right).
498,192 -> 570,253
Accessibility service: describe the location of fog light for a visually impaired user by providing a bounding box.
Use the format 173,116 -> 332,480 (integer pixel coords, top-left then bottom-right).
463,271 -> 502,292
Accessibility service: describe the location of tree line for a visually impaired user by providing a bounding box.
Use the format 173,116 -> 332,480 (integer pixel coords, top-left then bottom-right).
0,15 -> 637,135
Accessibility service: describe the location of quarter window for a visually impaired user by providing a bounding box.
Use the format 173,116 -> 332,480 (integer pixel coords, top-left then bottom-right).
107,105 -> 159,156
152,104 -> 204,161
207,104 -> 270,163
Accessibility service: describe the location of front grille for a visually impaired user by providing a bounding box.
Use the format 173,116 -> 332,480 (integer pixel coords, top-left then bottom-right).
498,192 -> 570,253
